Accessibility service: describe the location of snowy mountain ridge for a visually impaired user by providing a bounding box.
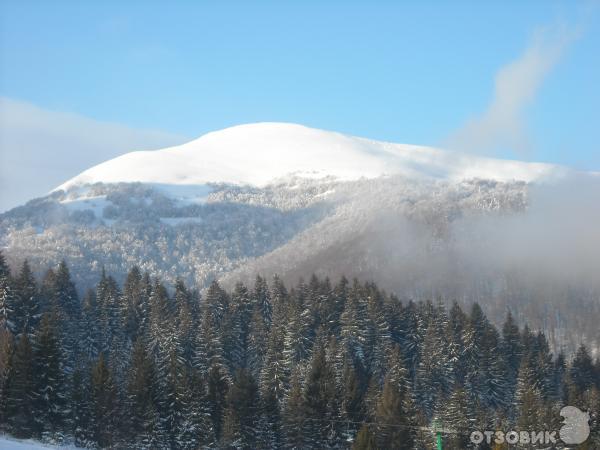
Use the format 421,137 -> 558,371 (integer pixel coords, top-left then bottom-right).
55,122 -> 567,195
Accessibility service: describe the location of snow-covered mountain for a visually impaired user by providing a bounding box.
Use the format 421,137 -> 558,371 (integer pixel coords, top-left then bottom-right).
56,122 -> 565,192
1,123 -> 598,353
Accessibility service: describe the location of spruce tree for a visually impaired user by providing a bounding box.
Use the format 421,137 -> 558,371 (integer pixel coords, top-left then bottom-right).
174,278 -> 196,366
6,334 -> 35,438
121,266 -> 144,341
0,250 -> 9,279
374,377 -> 414,450
187,368 -> 215,448
71,368 -> 93,447
207,360 -> 230,441
514,357 -> 545,429
501,310 -> 522,392
48,261 -> 80,376
352,424 -> 376,450
204,280 -> 229,330
282,369 -> 309,449
127,338 -> 158,446
0,274 -> 15,333
0,328 -> 14,424
570,344 -> 596,395
221,368 -> 260,448
302,344 -> 339,448
447,301 -> 467,385
247,306 -> 268,380
340,357 -> 366,440
33,312 -> 66,439
441,386 -> 473,448
253,275 -> 273,326
90,353 -> 118,447
12,260 -> 39,337
397,300 -> 423,377
80,289 -> 100,363
222,282 -> 250,372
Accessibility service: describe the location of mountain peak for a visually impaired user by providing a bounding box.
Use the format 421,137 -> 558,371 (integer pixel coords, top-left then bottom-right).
55,122 -> 563,192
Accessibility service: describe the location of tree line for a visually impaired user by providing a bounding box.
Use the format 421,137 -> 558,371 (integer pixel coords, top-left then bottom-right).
0,250 -> 598,449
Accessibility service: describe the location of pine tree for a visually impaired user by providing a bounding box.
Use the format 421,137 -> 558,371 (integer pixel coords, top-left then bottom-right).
462,303 -> 508,409
480,324 -> 509,410
186,368 -> 215,448
397,300 -> 423,377
302,344 -> 340,448
204,279 -> 229,330
12,261 -> 39,337
364,283 -> 393,382
528,331 -> 555,401
146,279 -> 173,361
48,261 -> 80,376
174,278 -> 196,366
340,357 -> 366,440
80,289 -> 100,363
384,345 -> 411,400
207,360 -> 230,442
90,353 -> 118,447
95,269 -> 114,350
248,306 -> 268,379
441,386 -> 473,448
270,274 -> 289,310
352,424 -> 376,450
374,377 -> 414,450
121,266 -> 144,341
256,379 -> 282,449
0,274 -> 15,333
447,301 -> 467,384
196,308 -> 230,382
6,334 -> 35,438
0,328 -> 14,423
514,357 -> 545,428
340,282 -> 367,366
222,282 -> 250,372
127,338 -> 158,447
0,250 -> 9,279
414,318 -> 452,419
33,312 -> 67,440
553,351 -> 567,402
168,355 -> 199,449
71,368 -> 93,447
282,368 -> 309,449
258,315 -> 287,447
501,311 -> 522,394
253,275 -> 273,326
221,368 -> 260,448
570,344 -> 596,400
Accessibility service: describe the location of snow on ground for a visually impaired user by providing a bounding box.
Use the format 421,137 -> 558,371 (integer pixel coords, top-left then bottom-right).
0,436 -> 81,449
159,217 -> 203,226
55,122 -> 567,193
150,183 -> 214,205
60,195 -> 110,218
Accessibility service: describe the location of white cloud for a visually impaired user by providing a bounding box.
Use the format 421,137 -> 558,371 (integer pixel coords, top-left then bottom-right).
0,97 -> 187,211
447,24 -> 579,156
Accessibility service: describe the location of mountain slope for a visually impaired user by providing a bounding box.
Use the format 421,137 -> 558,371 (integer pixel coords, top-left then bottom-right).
2,123 -> 599,355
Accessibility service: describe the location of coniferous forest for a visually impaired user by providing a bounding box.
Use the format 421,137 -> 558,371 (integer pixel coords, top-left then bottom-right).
0,250 -> 599,449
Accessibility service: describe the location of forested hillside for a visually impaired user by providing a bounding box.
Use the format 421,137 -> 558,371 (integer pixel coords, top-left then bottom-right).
0,251 -> 598,449
5,176 -> 600,357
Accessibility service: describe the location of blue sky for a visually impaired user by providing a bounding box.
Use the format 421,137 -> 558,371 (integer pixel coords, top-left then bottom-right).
0,1 -> 599,209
